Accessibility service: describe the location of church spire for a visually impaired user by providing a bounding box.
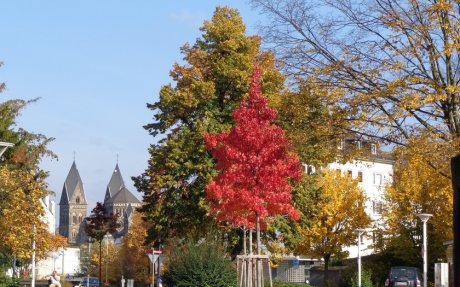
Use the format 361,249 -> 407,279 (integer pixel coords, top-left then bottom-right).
60,160 -> 86,205
104,162 -> 125,203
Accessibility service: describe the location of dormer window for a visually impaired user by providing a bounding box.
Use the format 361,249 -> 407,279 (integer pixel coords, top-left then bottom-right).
337,139 -> 344,150
371,144 -> 377,155
76,196 -> 80,204
356,140 -> 361,150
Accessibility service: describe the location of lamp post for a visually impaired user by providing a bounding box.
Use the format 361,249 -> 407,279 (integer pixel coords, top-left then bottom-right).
87,237 -> 93,287
417,213 -> 432,287
104,234 -> 111,286
355,229 -> 365,287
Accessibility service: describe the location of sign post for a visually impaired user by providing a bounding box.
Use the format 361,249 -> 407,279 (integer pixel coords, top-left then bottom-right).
148,250 -> 162,287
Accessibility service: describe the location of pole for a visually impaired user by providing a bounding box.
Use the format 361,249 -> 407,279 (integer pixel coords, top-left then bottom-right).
355,229 -> 365,287
62,249 -> 65,280
87,239 -> 91,287
152,249 -> 155,287
358,235 -> 361,287
31,225 -> 36,287
105,235 -> 109,286
417,214 -> 432,287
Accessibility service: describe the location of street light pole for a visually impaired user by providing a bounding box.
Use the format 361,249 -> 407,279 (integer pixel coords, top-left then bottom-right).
355,229 -> 365,287
417,213 -> 433,287
31,225 -> 36,287
105,235 -> 109,286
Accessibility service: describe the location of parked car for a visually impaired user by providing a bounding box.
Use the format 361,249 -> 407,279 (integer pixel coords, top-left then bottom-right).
75,277 -> 100,287
384,266 -> 421,287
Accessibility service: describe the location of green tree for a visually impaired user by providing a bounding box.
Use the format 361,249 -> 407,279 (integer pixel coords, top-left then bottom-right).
85,203 -> 120,287
134,6 -> 284,244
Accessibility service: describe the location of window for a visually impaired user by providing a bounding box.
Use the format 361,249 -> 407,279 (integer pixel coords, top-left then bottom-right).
78,214 -> 83,223
373,201 -> 383,214
73,214 -> 77,224
347,170 -> 353,177
306,165 -> 315,175
371,144 -> 377,155
75,196 -> 80,204
374,173 -> 383,185
337,139 -> 344,150
358,171 -> 363,182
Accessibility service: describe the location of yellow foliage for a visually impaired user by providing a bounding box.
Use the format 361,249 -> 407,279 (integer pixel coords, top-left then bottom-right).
383,139 -> 453,261
0,166 -> 58,261
295,170 -> 370,260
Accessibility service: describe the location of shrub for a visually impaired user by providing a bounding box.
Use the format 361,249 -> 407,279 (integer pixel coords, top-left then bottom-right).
265,280 -> 312,287
162,239 -> 236,287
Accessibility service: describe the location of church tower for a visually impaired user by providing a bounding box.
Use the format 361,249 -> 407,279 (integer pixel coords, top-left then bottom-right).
103,163 -> 141,239
59,161 -> 88,245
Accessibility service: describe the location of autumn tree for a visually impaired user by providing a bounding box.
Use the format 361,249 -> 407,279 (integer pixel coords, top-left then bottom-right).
134,6 -> 284,245
118,213 -> 150,284
0,62 -> 56,276
252,0 -> 460,158
204,67 -> 301,253
85,202 -> 119,287
292,170 -> 370,287
382,140 -> 453,268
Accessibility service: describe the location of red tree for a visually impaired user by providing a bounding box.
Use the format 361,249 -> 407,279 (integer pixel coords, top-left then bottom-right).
204,67 -> 301,253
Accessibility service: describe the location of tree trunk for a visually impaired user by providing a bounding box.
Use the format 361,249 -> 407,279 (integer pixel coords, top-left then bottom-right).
451,156 -> 460,287
99,241 -> 102,287
256,215 -> 261,255
243,227 -> 247,255
249,229 -> 253,255
324,253 -> 330,287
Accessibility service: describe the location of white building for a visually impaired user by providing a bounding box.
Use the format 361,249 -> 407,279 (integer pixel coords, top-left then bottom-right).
272,139 -> 393,284
328,156 -> 393,258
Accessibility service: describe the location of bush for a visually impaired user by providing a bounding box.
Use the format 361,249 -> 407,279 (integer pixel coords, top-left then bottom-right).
265,280 -> 312,287
350,269 -> 373,287
162,239 -> 237,287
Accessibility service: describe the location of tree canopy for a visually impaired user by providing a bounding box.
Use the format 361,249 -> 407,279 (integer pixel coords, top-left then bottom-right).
252,0 -> 460,166
0,62 -> 58,275
134,6 -> 285,244
204,67 -> 301,230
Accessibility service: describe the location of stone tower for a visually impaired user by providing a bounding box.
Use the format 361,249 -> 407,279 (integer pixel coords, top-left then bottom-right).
103,164 -> 141,239
59,161 -> 88,245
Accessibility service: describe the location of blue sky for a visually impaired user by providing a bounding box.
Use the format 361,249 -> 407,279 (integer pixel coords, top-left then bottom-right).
0,1 -> 262,216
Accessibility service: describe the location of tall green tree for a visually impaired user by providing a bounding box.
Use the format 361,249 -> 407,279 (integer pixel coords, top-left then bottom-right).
134,6 -> 284,244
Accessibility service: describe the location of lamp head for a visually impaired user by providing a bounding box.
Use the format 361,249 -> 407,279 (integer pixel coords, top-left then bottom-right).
417,213 -> 433,222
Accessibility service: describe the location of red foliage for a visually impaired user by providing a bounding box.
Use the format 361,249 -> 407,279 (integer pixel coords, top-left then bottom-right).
204,66 -> 301,229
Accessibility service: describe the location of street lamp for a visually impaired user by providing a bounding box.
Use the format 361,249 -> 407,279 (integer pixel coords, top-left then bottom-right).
417,213 -> 433,287
0,141 -> 13,158
355,229 -> 365,287
104,234 -> 112,286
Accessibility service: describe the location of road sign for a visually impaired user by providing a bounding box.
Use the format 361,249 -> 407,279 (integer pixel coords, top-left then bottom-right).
147,250 -> 162,263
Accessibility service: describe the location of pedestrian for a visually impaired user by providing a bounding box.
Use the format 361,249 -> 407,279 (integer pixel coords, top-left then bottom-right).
47,271 -> 61,287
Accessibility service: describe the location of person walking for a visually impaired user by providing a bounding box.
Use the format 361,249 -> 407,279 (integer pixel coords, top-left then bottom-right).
48,271 -> 61,287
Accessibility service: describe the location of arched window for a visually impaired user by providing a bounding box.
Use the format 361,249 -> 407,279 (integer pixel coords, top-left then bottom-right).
78,214 -> 83,223
76,196 -> 80,204
73,214 -> 77,224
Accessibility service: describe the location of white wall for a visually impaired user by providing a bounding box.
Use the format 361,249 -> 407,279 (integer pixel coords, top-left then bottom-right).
327,158 -> 393,258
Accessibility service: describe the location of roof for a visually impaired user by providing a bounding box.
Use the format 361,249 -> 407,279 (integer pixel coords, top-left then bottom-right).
105,164 -> 125,202
106,187 -> 141,205
60,161 -> 85,204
